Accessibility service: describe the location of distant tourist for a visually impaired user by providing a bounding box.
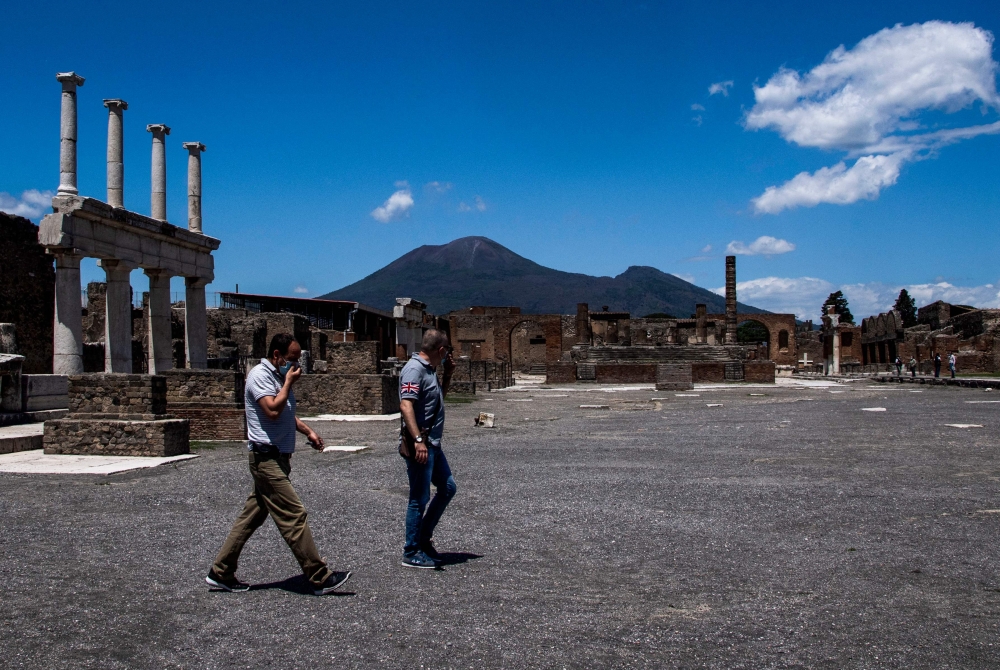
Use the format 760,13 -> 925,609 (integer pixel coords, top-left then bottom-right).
894,356 -> 902,376
398,328 -> 458,569
206,333 -> 351,595
949,353 -> 957,379
934,354 -> 942,378
909,356 -> 917,377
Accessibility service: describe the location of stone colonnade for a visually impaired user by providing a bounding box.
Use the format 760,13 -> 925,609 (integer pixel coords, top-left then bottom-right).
42,72 -> 219,375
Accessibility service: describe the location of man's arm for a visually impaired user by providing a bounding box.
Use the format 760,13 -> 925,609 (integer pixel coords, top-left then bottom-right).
295,416 -> 324,450
256,366 -> 302,420
400,398 -> 428,465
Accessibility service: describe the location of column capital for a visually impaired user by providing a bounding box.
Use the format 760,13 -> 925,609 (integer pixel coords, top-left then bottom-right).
185,276 -> 210,289
182,142 -> 206,154
146,124 -> 171,135
97,258 -> 138,273
56,72 -> 85,89
142,268 -> 173,279
103,98 -> 128,111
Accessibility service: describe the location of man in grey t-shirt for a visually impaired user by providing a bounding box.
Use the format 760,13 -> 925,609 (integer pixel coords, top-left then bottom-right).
399,328 -> 457,569
206,333 -> 351,595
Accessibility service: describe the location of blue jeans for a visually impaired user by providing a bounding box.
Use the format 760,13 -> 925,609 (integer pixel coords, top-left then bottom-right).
404,445 -> 457,555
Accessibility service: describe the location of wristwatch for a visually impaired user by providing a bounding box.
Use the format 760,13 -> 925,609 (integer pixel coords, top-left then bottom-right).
414,435 -> 424,444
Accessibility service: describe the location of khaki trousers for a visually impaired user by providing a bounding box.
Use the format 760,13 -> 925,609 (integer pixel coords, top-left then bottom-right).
212,452 -> 332,586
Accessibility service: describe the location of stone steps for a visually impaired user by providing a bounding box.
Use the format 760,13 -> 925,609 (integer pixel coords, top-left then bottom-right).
0,423 -> 44,454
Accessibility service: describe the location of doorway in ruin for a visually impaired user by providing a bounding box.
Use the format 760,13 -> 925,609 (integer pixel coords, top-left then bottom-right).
737,319 -> 770,360
510,320 -> 547,372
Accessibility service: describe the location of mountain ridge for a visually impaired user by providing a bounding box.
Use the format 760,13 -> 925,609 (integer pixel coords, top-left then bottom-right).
320,236 -> 767,317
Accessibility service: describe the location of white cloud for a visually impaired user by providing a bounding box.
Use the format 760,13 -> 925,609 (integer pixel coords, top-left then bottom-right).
474,195 -> 487,212
370,186 -> 414,222
701,244 -> 712,253
746,21 -> 1000,212
293,286 -> 309,295
712,275 -> 1000,320
426,181 -> 452,193
691,103 -> 705,111
709,80 -> 734,96
0,189 -> 54,220
692,115 -> 703,126
725,236 -> 796,256
457,202 -> 472,212
673,273 -> 696,283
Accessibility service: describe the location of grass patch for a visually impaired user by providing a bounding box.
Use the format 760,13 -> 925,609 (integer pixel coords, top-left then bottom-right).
445,393 -> 478,404
190,440 -> 245,450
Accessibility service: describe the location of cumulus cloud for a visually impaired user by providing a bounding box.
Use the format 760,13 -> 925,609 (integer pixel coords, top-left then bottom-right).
725,236 -> 796,256
692,115 -> 703,126
0,189 -> 54,220
426,181 -> 452,193
712,275 -> 1000,320
709,80 -> 733,96
474,195 -> 487,212
691,103 -> 705,111
672,273 -> 697,283
701,244 -> 712,253
370,185 -> 414,222
293,286 -> 309,295
457,202 -> 471,212
746,21 -> 1000,213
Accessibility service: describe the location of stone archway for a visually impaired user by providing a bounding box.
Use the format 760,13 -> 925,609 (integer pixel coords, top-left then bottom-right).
737,319 -> 771,360
510,320 -> 547,372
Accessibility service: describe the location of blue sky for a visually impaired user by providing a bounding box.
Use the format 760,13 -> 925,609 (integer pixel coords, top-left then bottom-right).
3,1 -> 1000,320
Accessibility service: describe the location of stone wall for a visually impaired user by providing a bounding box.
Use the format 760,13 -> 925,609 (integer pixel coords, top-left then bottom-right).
545,362 -> 577,384
744,361 -> 776,383
162,369 -> 246,440
67,373 -> 167,417
294,374 -> 399,415
0,213 -> 54,373
655,363 -> 693,391
594,363 -> 657,384
327,341 -> 379,374
44,418 -> 189,456
691,362 -> 726,383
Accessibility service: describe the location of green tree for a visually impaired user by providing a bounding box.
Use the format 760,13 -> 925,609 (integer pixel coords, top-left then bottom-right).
893,288 -> 917,328
821,291 -> 854,324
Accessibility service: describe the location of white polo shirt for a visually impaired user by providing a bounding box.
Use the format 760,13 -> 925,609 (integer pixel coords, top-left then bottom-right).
245,358 -> 297,453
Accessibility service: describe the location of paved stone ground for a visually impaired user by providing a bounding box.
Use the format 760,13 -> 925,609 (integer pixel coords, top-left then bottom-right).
3,381 -> 1000,668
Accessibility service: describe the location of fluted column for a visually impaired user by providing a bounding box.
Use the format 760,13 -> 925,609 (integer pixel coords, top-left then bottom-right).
147,124 -> 171,221
145,269 -> 174,374
52,251 -> 84,374
99,259 -> 135,373
103,99 -> 128,207
725,255 -> 737,344
56,72 -> 85,196
182,142 -> 206,233
184,277 -> 209,369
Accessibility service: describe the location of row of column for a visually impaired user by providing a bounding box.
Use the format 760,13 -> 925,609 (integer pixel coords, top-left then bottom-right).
52,72 -> 210,375
58,73 -> 206,226
52,251 -> 208,374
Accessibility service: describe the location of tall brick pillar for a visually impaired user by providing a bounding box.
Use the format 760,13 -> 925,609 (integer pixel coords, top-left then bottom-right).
725,256 -> 737,344
576,303 -> 591,344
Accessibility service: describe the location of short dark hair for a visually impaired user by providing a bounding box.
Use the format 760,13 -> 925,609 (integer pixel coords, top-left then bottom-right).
268,333 -> 297,357
420,328 -> 450,354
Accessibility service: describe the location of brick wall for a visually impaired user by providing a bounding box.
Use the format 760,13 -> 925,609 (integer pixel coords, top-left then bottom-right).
691,362 -> 726,383
67,374 -> 167,417
546,362 -> 577,384
656,363 -> 693,390
326,341 -> 379,374
594,363 -> 657,383
295,374 -> 399,415
162,369 -> 245,440
744,361 -> 776,383
0,213 -> 54,373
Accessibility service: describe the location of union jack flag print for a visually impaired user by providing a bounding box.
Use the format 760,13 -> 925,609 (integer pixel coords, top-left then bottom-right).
401,382 -> 419,394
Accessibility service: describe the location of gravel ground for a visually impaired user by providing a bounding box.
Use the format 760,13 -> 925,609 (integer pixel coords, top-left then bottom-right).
2,381 -> 1000,668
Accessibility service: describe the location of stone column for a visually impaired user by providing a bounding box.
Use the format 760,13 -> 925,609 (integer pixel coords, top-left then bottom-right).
185,277 -> 209,369
695,304 -> 707,343
99,259 -> 135,373
576,303 -> 591,344
56,72 -> 85,196
52,251 -> 84,374
147,124 -> 171,221
103,99 -> 128,207
725,255 -> 737,344
832,327 -> 841,376
145,269 -> 173,374
182,142 -> 206,233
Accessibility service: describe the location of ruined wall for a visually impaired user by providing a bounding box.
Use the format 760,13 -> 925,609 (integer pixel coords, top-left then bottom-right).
44,418 -> 188,457
327,341 -> 379,374
744,361 -> 776,383
594,363 -> 657,384
163,369 -> 245,440
0,213 -> 54,373
67,374 -> 167,417
545,362 -> 577,384
294,374 -> 399,415
691,362 -> 726,383
560,315 -> 577,354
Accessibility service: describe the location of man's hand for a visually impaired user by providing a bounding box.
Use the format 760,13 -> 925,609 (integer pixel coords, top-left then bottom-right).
414,442 -> 428,464
443,351 -> 457,376
306,429 -> 324,451
285,364 -> 303,385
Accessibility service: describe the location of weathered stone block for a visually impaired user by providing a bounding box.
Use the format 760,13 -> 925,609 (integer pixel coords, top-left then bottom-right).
545,362 -> 577,384
67,373 -> 167,416
295,374 -> 399,415
43,418 -> 189,456
656,363 -> 693,391
744,361 -> 776,383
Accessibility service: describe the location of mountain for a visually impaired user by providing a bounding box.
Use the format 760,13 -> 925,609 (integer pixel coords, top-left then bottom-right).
320,236 -> 767,317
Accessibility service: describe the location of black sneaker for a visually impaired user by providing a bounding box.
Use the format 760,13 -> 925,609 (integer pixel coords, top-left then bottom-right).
419,539 -> 442,561
401,551 -> 439,569
205,570 -> 250,592
314,571 -> 352,595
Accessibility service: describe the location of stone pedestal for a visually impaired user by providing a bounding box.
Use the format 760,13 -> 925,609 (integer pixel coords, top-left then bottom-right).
43,374 -> 190,456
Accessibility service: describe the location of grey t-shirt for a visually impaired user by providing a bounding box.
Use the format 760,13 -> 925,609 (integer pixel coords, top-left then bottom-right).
245,358 -> 296,453
399,353 -> 445,446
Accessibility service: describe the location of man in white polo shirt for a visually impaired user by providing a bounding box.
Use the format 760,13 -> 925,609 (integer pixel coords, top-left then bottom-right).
206,333 -> 351,595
